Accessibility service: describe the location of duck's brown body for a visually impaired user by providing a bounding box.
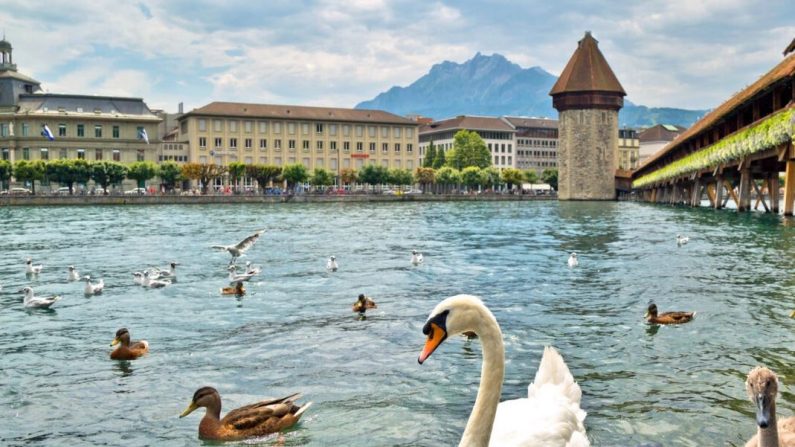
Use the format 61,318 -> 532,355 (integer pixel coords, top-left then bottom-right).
352,296 -> 376,313
110,328 -> 149,360
221,283 -> 245,295
645,304 -> 694,325
182,387 -> 310,441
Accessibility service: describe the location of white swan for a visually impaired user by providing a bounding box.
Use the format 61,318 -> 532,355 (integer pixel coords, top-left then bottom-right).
676,234 -> 689,246
26,258 -> 43,274
67,265 -> 80,281
212,229 -> 264,265
19,286 -> 61,308
83,275 -> 104,295
228,265 -> 257,283
418,295 -> 589,447
411,250 -> 424,265
326,256 -> 338,272
568,253 -> 578,268
142,271 -> 170,288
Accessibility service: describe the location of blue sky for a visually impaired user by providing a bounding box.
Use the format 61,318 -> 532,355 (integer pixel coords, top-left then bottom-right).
2,0 -> 793,113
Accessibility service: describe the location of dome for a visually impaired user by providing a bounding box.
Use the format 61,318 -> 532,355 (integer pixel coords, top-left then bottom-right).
0,39 -> 11,51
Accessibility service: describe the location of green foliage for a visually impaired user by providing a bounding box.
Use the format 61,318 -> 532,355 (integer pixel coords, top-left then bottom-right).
388,168 -> 413,186
245,164 -> 282,191
633,108 -> 795,188
227,162 -> 247,187
432,147 -> 446,169
309,168 -> 334,187
541,168 -> 558,191
450,130 -> 491,169
340,168 -> 357,185
461,166 -> 483,189
423,142 -> 437,168
500,168 -> 524,189
158,162 -> 182,192
14,160 -> 46,194
181,163 -> 228,194
358,164 -> 389,187
127,161 -> 158,188
45,159 -> 90,193
282,163 -> 309,190
0,160 -> 11,189
481,167 -> 502,189
435,166 -> 461,185
523,170 -> 539,184
90,161 -> 128,194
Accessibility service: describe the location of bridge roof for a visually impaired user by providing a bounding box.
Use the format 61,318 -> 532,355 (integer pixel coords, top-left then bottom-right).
549,32 -> 626,96
635,52 -> 795,176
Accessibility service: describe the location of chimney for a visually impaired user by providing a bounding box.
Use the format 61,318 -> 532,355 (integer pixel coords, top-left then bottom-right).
178,102 -> 184,114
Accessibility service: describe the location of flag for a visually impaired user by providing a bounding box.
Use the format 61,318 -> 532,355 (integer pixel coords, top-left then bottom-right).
138,128 -> 149,144
41,124 -> 55,141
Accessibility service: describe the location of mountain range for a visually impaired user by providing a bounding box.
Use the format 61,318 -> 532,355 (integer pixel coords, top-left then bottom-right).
355,53 -> 707,128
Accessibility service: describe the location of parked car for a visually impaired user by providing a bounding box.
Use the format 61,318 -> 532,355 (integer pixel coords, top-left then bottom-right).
124,188 -> 147,195
404,189 -> 423,195
8,187 -> 32,195
53,187 -> 71,196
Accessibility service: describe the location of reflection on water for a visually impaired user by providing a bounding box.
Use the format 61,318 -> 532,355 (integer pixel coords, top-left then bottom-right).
0,202 -> 793,446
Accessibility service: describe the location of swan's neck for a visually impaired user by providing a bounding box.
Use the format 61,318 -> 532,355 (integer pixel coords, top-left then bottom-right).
759,401 -> 779,447
459,316 -> 504,447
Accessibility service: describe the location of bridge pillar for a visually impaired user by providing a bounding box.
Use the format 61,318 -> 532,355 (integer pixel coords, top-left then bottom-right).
714,176 -> 724,210
738,167 -> 751,212
769,175 -> 779,214
785,160 -> 795,216
692,178 -> 701,207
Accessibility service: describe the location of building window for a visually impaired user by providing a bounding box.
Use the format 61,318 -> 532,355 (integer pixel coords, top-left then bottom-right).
382,143 -> 388,153
59,148 -> 67,159
258,121 -> 268,133
508,144 -> 512,153
356,125 -> 363,137
329,124 -> 337,136
245,138 -> 252,150
21,123 -> 29,136
302,140 -> 309,150
229,120 -> 238,132
40,148 -> 49,160
259,139 -> 267,149
394,127 -> 401,138
369,142 -> 376,153
394,143 -> 401,153
213,119 -> 222,131
381,126 -> 388,138
343,125 -> 350,137
289,140 -> 296,149
113,150 -> 120,161
213,137 -> 222,148
316,123 -> 324,134
407,143 -> 413,153
356,142 -> 363,152
288,123 -> 296,135
274,139 -> 282,150
343,141 -> 350,152
316,140 -> 323,151
0,124 -> 7,137
274,157 -> 282,166
59,124 -> 67,137
77,124 -> 85,137
77,149 -> 85,160
330,141 -> 337,151
244,121 -> 252,133
273,122 -> 281,134
230,138 -> 237,149
406,128 -> 414,138
368,126 -> 376,138
198,119 -> 207,131
1,148 -> 8,160
137,149 -> 145,161
301,123 -> 309,135
95,149 -> 103,160
95,125 -> 102,138
21,148 -> 30,160
112,125 -> 120,138
199,137 -> 207,148
316,158 -> 324,168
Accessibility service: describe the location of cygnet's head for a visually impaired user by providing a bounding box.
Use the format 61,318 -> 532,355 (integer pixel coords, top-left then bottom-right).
746,366 -> 780,429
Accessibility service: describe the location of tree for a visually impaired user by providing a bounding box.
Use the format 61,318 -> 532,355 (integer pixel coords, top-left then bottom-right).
541,168 -> 559,191
435,167 -> 461,194
481,166 -> 502,190
227,162 -> 246,192
127,161 -> 158,189
423,142 -> 437,168
500,168 -> 524,191
523,170 -> 539,185
45,159 -> 90,194
13,160 -> 45,194
461,166 -> 483,191
245,164 -> 282,192
450,130 -> 491,169
181,163 -> 228,194
282,163 -> 308,192
358,164 -> 389,191
432,147 -> 446,169
414,167 -> 435,193
158,161 -> 182,193
388,168 -> 413,187
90,161 -> 128,195
309,168 -> 334,189
340,168 -> 357,186
0,160 -> 11,190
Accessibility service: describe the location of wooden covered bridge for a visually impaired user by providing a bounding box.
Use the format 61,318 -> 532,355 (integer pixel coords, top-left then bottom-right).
631,41 -> 795,215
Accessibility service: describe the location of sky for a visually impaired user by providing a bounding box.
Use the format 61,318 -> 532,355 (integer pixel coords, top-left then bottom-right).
2,0 -> 794,113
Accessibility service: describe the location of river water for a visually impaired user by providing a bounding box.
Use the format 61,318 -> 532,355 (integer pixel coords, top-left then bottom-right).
1,201 -> 794,446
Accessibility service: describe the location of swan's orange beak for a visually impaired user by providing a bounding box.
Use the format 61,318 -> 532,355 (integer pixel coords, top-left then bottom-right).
418,323 -> 446,364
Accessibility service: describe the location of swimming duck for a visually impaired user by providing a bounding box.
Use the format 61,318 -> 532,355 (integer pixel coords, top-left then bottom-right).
220,281 -> 245,296
744,366 -> 795,447
644,303 -> 695,325
142,271 -> 170,288
228,265 -> 257,283
676,234 -> 689,246
411,250 -> 424,265
568,252 -> 579,268
26,258 -> 43,274
83,275 -> 104,295
110,328 -> 149,360
327,256 -> 339,272
67,265 -> 80,281
212,229 -> 265,265
180,386 -> 312,441
19,286 -> 61,308
352,294 -> 377,314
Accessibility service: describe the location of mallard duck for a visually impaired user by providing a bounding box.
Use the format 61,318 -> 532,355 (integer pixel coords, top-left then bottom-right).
352,294 -> 377,314
221,281 -> 245,296
180,386 -> 312,441
110,328 -> 149,360
744,366 -> 795,446
644,303 -> 695,325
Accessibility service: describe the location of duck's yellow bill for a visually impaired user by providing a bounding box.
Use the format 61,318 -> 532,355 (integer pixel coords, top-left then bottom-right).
643,311 -> 650,318
110,338 -> 120,347
180,402 -> 198,418
418,323 -> 446,364
790,310 -> 795,318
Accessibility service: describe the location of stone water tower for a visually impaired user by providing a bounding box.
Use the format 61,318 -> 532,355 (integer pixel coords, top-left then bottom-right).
550,31 -> 626,200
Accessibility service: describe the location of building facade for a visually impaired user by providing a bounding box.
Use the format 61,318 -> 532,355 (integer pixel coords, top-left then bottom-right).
637,124 -> 686,164
617,128 -> 640,170
504,117 -> 558,174
175,102 -> 419,182
418,116 -> 516,169
550,31 -> 626,200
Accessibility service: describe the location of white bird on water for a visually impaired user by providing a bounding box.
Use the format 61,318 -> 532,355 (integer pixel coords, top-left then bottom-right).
132,272 -> 144,285
411,250 -> 424,265
228,265 -> 258,283
676,234 -> 689,246
244,261 -> 262,275
153,262 -> 179,279
212,229 -> 264,265
568,252 -> 579,268
327,256 -> 338,272
20,286 -> 61,308
83,276 -> 104,295
142,271 -> 170,288
67,265 -> 80,281
26,258 -> 43,274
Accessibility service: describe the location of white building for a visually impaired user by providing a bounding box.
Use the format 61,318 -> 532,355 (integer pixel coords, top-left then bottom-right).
418,115 -> 516,168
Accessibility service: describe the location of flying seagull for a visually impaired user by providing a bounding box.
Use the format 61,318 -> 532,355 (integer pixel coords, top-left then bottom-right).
212,230 -> 265,265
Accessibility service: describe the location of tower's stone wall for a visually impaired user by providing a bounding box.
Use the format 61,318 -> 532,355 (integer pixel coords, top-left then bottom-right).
557,108 -> 617,200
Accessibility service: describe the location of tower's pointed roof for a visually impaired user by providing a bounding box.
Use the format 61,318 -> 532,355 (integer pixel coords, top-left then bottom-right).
550,32 -> 626,96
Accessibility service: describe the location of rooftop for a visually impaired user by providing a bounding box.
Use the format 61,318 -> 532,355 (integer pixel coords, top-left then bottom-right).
420,115 -> 515,134
502,116 -> 558,129
182,101 -> 416,125
16,93 -> 160,120
549,31 -> 626,96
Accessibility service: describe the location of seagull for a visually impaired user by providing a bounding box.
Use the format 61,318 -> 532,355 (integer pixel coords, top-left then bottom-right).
326,256 -> 338,272
676,234 -> 689,246
212,229 -> 264,265
132,272 -> 144,285
67,265 -> 80,281
83,276 -> 104,295
153,262 -> 179,279
228,265 -> 258,283
142,271 -> 170,288
20,286 -> 61,308
568,252 -> 579,268
244,261 -> 261,275
411,250 -> 424,265
26,258 -> 43,274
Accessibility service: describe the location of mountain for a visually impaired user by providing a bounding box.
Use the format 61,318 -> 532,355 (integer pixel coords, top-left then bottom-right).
355,53 -> 707,128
